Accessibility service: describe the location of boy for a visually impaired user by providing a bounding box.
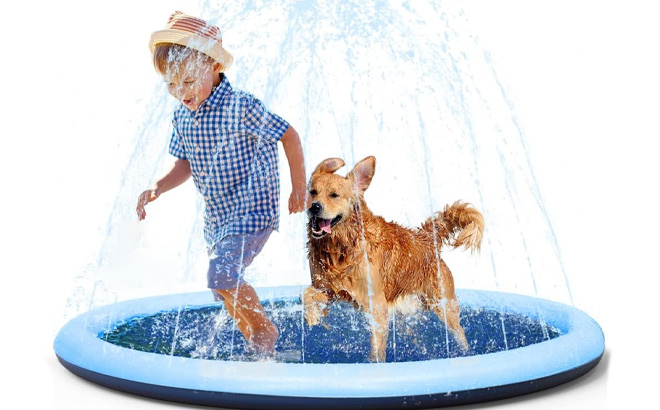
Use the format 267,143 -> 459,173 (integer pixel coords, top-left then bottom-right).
136,12 -> 308,356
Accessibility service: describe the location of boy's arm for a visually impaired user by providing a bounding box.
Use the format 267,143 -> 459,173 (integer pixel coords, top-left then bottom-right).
280,126 -> 309,214
136,158 -> 192,220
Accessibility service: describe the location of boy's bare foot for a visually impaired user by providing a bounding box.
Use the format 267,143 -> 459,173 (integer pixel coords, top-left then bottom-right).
250,322 -> 278,355
215,284 -> 279,356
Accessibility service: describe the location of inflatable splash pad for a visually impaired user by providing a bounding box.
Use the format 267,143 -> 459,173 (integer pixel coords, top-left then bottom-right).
54,286 -> 604,408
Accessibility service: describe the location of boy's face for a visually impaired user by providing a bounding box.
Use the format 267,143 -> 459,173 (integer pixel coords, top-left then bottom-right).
164,55 -> 222,111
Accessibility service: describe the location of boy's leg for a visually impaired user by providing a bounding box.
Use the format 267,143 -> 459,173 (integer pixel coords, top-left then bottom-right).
216,284 -> 278,354
207,228 -> 277,354
213,289 -> 252,341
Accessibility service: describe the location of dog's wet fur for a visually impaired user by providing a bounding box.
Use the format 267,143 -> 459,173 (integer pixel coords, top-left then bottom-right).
304,156 -> 484,362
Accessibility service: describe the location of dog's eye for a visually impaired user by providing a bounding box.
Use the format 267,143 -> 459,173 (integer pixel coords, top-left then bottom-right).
309,189 -> 317,197
330,193 -> 339,198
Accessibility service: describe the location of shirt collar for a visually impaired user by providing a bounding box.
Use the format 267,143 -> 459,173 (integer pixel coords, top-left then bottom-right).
203,75 -> 231,109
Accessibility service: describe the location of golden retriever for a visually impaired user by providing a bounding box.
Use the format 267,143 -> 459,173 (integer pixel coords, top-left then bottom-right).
303,156 -> 484,362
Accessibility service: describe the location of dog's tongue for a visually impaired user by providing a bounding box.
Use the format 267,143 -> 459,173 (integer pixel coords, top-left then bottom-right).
318,218 -> 332,234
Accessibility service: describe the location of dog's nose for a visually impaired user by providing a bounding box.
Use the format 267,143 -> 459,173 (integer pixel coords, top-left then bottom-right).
309,202 -> 322,215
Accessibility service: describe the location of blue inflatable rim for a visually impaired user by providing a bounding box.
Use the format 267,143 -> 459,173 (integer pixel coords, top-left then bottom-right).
54,287 -> 604,409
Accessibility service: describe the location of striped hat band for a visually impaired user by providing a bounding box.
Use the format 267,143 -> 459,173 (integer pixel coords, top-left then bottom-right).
149,11 -> 234,72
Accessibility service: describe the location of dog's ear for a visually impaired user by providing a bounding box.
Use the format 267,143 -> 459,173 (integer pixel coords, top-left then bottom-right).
348,156 -> 376,193
313,158 -> 345,175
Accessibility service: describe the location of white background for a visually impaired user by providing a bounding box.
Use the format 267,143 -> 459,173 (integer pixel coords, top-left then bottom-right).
3,0 -> 659,408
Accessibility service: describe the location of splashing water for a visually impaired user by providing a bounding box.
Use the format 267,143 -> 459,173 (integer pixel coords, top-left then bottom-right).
66,0 -> 574,360
101,297 -> 561,363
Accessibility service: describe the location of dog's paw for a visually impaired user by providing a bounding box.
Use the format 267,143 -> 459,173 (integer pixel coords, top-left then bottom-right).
304,300 -> 326,326
303,286 -> 329,327
369,349 -> 387,363
456,332 -> 470,352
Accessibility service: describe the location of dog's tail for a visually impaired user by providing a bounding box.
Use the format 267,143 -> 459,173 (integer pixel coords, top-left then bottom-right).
422,201 -> 484,253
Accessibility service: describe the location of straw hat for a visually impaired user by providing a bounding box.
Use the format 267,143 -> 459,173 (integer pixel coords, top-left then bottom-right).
149,11 -> 233,72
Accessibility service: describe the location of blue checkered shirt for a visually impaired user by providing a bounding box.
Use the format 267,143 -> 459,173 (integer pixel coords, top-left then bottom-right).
169,77 -> 289,247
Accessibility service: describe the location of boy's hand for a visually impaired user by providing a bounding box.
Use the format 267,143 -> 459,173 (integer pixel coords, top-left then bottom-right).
136,189 -> 159,221
288,187 -> 310,214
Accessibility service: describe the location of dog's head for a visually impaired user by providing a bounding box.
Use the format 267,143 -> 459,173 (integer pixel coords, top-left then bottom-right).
307,156 -> 376,239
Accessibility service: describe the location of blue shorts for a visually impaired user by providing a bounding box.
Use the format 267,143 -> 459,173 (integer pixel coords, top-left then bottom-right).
207,228 -> 273,300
